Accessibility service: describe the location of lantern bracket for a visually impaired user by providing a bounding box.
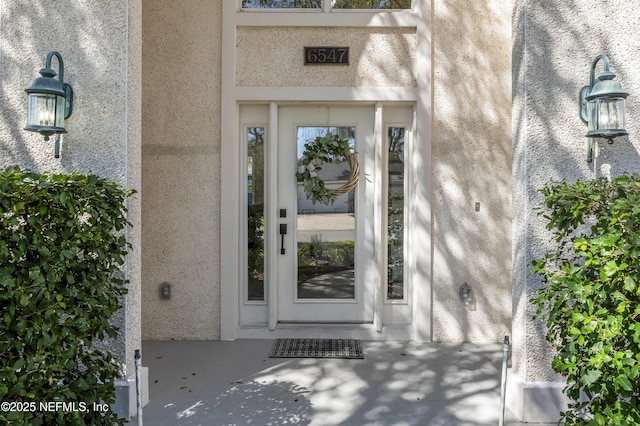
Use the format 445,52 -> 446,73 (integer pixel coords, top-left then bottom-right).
43,51 -> 73,120
580,55 -> 612,124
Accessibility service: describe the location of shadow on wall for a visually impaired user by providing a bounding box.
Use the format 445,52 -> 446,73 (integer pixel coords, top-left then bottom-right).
0,60 -> 36,170
511,0 -> 640,381
430,1 -> 513,342
0,1 -> 127,175
431,0 -> 640,344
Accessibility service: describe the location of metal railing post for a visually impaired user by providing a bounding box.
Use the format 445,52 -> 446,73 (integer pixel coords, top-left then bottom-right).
135,349 -> 143,426
499,336 -> 510,426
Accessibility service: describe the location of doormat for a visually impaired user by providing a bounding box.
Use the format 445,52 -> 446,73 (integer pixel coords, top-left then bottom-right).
269,338 -> 364,359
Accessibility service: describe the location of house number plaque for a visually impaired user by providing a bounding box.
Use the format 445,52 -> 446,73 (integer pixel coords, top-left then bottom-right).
304,47 -> 349,65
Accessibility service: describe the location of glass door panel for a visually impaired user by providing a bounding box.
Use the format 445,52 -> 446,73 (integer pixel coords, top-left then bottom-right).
296,126 -> 356,299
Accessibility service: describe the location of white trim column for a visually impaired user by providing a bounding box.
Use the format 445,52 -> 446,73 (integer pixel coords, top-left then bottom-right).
373,102 -> 384,332
267,102 -> 279,330
412,1 -> 432,343
220,0 -> 239,340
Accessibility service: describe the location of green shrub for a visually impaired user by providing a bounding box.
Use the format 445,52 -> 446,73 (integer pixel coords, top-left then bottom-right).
0,167 -> 133,425
531,174 -> 640,425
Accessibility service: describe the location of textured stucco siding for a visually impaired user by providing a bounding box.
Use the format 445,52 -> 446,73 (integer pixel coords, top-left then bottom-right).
431,1 -> 512,343
141,0 -> 222,340
236,27 -> 417,87
512,0 -> 640,384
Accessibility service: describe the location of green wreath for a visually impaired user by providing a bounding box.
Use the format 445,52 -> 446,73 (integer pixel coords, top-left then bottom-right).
296,134 -> 360,205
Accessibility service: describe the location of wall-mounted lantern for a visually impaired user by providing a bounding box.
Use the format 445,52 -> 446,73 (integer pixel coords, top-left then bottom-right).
24,51 -> 73,158
579,54 -> 628,162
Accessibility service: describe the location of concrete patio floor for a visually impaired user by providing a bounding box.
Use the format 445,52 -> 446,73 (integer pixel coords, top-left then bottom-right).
126,340 -> 555,426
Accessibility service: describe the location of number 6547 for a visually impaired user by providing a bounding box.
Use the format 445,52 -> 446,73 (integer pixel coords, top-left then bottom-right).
304,47 -> 349,65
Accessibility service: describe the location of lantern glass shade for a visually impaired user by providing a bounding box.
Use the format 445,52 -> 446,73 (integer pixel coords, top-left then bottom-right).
587,96 -> 627,139
25,93 -> 66,137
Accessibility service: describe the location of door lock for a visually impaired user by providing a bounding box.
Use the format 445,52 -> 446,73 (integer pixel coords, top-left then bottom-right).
279,223 -> 287,254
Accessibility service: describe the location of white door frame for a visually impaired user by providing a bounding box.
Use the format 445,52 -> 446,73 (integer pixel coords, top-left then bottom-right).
235,102 -> 419,340
220,2 -> 432,341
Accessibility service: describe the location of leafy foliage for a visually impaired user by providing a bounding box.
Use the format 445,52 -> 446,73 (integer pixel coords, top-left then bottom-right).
0,167 -> 133,425
531,174 -> 640,425
241,0 -> 321,8
241,0 -> 410,8
333,0 -> 411,8
296,134 -> 354,205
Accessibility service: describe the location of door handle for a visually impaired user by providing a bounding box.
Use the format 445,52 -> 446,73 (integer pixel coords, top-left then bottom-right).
279,224 -> 287,255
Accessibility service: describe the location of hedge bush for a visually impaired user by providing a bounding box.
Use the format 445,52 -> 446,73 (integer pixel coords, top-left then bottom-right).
531,174 -> 640,425
0,167 -> 133,425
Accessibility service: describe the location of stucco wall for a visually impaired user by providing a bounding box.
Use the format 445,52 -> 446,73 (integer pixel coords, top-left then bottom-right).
510,0 -> 640,421
513,0 -> 640,382
0,0 -> 141,375
236,27 -> 416,87
141,0 -> 221,340
431,1 -> 512,342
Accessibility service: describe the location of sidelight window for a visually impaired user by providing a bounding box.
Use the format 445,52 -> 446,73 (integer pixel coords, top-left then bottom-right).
387,127 -> 405,300
247,127 -> 266,301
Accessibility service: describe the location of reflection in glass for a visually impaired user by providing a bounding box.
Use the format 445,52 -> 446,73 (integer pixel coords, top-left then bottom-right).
242,0 -> 321,8
333,0 -> 411,9
297,126 -> 356,299
242,0 -> 410,9
247,127 -> 265,301
387,127 -> 405,299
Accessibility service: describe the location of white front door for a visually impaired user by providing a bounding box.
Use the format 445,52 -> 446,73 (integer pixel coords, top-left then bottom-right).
277,106 -> 376,323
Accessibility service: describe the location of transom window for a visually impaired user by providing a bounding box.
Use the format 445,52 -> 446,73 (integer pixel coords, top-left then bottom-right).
241,0 -> 411,10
